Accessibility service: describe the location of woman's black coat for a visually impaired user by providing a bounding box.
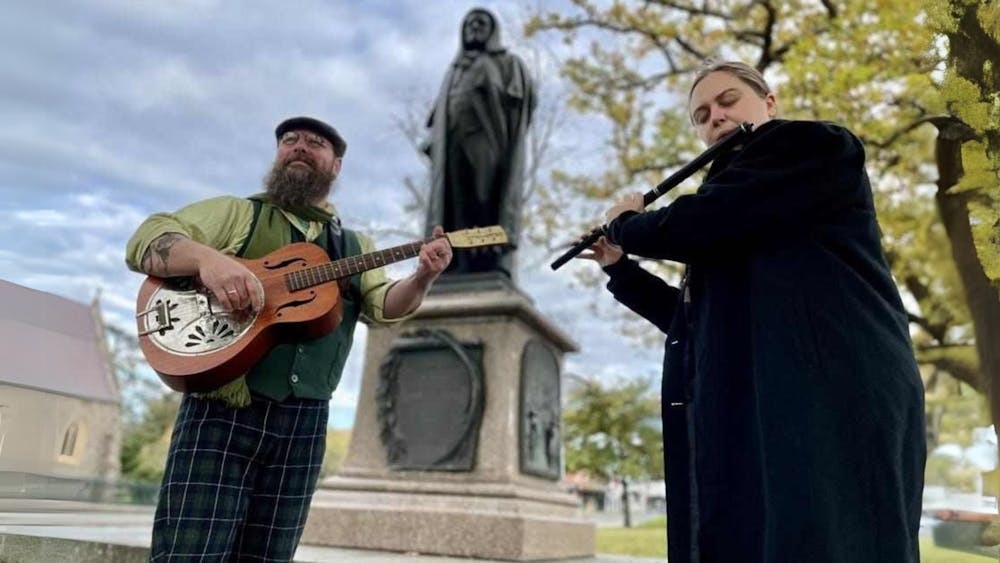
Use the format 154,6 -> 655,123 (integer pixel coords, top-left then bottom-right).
604,120 -> 925,562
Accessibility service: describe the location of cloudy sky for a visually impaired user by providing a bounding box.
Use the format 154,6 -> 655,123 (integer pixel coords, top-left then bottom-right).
0,0 -> 663,427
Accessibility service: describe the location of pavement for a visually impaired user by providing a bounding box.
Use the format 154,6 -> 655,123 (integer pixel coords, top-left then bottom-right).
0,499 -> 664,563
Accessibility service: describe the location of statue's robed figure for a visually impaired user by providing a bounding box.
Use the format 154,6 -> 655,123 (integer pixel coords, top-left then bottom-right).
424,8 -> 536,278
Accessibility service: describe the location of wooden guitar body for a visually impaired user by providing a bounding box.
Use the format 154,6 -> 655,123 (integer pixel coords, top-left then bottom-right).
136,243 -> 342,392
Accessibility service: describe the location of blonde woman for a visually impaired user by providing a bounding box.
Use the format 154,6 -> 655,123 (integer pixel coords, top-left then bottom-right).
585,61 -> 924,562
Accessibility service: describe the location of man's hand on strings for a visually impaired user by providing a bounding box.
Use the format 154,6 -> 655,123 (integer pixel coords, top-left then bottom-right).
415,225 -> 452,282
199,252 -> 264,314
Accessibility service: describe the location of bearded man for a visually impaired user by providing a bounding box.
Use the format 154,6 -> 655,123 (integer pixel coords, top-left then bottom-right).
125,116 -> 452,561
424,7 -> 535,278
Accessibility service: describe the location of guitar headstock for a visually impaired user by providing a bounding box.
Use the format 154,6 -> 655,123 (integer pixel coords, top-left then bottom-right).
445,226 -> 509,248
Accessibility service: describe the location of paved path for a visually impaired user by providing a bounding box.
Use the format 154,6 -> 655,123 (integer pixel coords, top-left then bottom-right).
0,500 -> 663,563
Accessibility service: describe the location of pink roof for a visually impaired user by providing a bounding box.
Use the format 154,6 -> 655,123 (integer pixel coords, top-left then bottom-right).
0,279 -> 119,403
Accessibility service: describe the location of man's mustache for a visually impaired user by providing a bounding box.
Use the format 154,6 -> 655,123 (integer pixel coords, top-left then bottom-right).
283,152 -> 316,169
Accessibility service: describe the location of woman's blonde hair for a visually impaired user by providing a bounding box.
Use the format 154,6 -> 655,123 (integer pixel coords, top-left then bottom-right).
688,60 -> 772,101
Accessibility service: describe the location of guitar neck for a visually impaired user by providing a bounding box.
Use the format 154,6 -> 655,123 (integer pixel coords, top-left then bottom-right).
286,240 -> 426,291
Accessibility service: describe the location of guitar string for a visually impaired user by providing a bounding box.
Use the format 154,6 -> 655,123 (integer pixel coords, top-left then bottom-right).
285,242 -> 424,291
148,236 -> 496,330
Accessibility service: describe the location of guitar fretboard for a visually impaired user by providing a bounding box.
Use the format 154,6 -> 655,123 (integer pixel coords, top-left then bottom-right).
285,241 -> 425,291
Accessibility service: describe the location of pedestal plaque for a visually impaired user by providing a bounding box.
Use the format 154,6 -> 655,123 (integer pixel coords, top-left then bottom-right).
377,329 -> 484,471
520,339 -> 562,480
301,287 -> 595,561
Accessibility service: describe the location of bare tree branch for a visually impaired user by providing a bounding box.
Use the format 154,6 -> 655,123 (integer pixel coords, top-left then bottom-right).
643,0 -> 734,20
819,0 -> 838,19
673,36 -> 708,61
866,115 -> 978,150
916,344 -> 985,392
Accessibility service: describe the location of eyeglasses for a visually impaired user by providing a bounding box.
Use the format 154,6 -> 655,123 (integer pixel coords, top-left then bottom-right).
279,131 -> 330,151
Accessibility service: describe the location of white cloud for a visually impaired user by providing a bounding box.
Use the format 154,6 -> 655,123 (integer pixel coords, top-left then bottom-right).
0,0 -> 655,429
90,0 -> 224,24
106,59 -> 213,112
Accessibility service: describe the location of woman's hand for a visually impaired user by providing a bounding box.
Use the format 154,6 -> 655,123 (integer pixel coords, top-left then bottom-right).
577,236 -> 624,268
604,192 -> 644,223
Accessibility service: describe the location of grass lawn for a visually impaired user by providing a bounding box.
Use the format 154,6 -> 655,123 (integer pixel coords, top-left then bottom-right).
919,538 -> 996,562
595,518 -> 996,561
595,516 -> 666,558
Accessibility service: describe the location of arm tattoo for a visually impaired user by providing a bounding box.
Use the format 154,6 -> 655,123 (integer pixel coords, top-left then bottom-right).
141,233 -> 186,276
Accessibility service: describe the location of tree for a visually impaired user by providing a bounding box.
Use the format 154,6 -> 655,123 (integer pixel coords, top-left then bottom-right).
120,392 -> 179,484
102,304 -> 181,488
104,322 -> 168,425
563,374 -> 662,527
526,0 -> 1000,449
929,0 -> 1000,438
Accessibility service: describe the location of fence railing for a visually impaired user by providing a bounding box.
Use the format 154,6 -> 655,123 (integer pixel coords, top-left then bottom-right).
0,471 -> 158,505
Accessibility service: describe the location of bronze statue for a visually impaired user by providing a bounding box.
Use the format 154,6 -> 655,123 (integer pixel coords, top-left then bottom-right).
424,8 -> 536,278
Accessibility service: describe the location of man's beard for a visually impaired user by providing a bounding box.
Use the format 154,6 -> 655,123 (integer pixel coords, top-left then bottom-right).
263,157 -> 335,209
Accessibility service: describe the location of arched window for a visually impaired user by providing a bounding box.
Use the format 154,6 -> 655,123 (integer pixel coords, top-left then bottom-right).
57,419 -> 87,464
60,423 -> 78,456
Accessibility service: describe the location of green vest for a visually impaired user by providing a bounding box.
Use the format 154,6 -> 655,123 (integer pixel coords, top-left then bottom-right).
237,199 -> 363,401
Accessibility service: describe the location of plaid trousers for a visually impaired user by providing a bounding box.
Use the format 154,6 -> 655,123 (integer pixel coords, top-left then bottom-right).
150,393 -> 328,562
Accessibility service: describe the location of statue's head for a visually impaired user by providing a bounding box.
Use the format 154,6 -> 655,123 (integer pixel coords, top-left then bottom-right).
461,8 -> 501,51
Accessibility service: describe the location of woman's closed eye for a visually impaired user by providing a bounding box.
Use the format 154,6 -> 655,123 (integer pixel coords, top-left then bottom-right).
719,94 -> 739,107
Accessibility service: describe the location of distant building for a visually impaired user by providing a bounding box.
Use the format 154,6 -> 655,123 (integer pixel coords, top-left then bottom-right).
0,279 -> 122,498
604,477 -> 666,513
564,470 -> 607,512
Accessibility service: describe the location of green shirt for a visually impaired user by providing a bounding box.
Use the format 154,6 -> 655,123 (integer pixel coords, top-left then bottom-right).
125,195 -> 404,323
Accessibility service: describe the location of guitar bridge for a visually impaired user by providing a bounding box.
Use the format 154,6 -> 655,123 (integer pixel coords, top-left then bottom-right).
136,301 -> 173,336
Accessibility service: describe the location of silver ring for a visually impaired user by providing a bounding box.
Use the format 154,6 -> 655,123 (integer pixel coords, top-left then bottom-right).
226,289 -> 238,295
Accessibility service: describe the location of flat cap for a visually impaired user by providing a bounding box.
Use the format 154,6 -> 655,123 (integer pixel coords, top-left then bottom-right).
275,116 -> 347,156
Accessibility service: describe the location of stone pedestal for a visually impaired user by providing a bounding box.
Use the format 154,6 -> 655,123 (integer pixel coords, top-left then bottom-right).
301,286 -> 595,560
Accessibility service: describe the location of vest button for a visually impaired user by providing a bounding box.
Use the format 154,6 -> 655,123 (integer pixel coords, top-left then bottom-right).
291,374 -> 300,383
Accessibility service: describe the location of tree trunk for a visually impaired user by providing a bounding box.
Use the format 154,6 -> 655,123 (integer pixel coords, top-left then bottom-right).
917,344 -> 983,392
622,479 -> 632,528
934,118 -> 1000,513
939,0 -> 1000,516
936,190 -> 1000,413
